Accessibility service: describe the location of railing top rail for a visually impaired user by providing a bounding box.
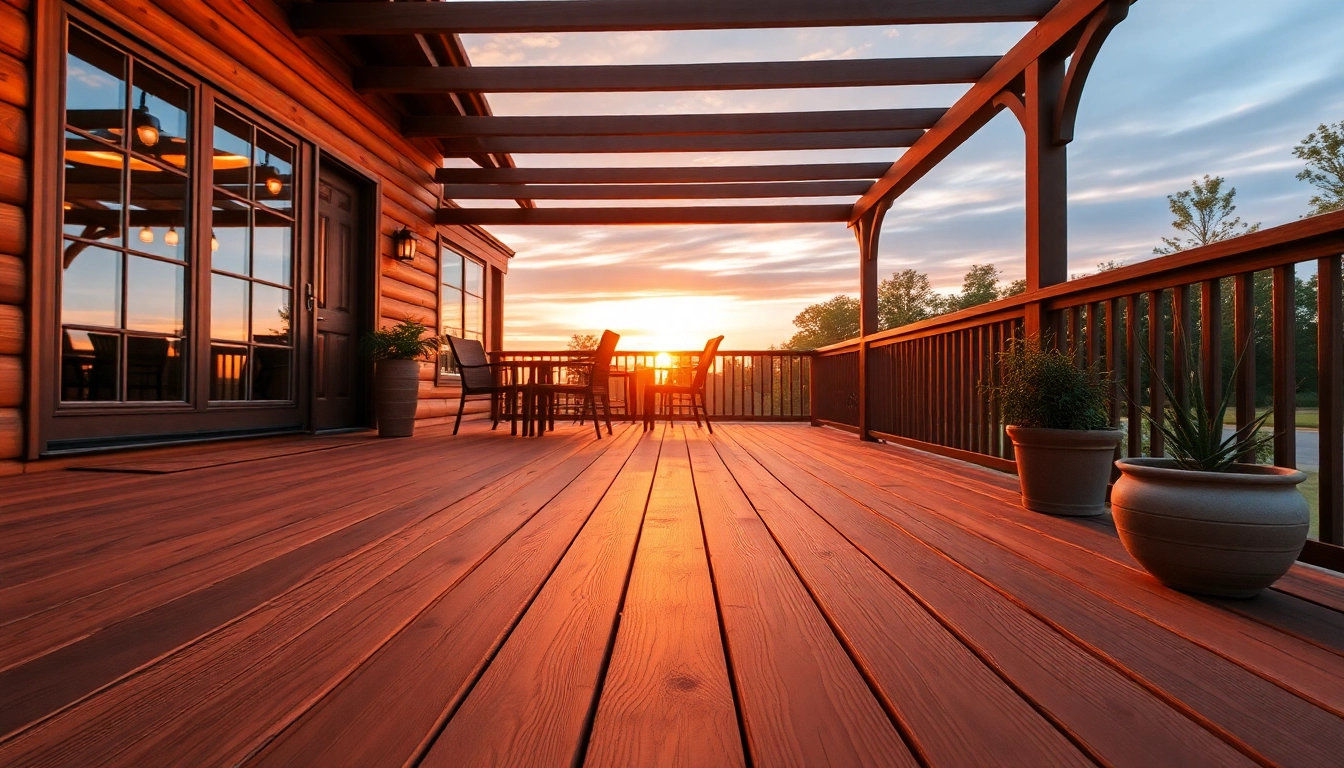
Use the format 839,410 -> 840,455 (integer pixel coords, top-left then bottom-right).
814,208 -> 1344,352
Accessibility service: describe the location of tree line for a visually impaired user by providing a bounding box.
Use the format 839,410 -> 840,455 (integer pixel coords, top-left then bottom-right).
783,120 -> 1344,351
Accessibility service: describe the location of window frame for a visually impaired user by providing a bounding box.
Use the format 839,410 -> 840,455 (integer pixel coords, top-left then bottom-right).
437,238 -> 488,382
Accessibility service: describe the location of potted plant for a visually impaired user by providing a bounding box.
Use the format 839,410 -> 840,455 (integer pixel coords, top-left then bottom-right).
361,318 -> 438,438
1112,345 -> 1308,598
987,336 -> 1121,516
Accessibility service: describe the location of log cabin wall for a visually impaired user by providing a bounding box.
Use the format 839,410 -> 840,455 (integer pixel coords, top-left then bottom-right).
10,0 -> 512,467
1,0 -> 31,474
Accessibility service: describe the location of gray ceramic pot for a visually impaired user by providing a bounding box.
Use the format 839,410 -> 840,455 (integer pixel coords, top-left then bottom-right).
374,358 -> 421,438
1112,458 -> 1309,598
1006,426 -> 1123,516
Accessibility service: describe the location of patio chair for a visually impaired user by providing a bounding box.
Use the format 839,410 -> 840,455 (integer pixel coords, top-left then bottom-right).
644,335 -> 723,434
532,330 -> 619,438
445,335 -> 522,436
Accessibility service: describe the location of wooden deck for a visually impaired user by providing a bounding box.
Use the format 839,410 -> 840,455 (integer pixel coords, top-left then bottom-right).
1,422 -> 1343,767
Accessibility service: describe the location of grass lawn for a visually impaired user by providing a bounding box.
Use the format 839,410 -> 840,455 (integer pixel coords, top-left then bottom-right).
1302,470 -> 1320,541
1222,408 -> 1320,430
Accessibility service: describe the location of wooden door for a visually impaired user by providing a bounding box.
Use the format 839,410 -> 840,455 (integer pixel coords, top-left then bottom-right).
313,171 -> 362,429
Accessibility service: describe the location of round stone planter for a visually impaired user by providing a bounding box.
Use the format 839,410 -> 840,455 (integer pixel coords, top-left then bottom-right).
1006,426 -> 1123,517
1112,458 -> 1309,598
374,359 -> 421,438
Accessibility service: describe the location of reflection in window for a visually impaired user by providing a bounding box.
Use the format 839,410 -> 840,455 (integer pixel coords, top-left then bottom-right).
208,108 -> 296,400
440,245 -> 487,374
60,28 -> 189,402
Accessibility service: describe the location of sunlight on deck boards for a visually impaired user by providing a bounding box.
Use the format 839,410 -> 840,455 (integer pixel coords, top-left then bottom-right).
0,421 -> 1342,766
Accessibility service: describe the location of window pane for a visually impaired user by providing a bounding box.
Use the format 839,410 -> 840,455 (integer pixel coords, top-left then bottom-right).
66,27 -> 126,143
441,285 -> 463,337
251,283 -> 291,345
62,243 -> 121,328
129,63 -> 189,163
464,293 -> 484,337
251,346 -> 291,400
464,259 -> 484,297
211,273 -> 248,340
63,131 -> 124,247
61,329 -> 120,401
253,210 -> 292,286
213,108 -> 252,196
126,336 -> 185,401
255,130 -> 293,212
211,195 -> 250,275
210,344 -> 248,400
129,166 -> 188,260
126,256 -> 184,335
442,249 -> 463,289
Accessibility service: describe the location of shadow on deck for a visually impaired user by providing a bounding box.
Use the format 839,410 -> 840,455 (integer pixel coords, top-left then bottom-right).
1,421 -> 1342,766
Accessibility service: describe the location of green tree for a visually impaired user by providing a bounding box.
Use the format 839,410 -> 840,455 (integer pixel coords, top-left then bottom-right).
1154,175 -> 1259,255
1294,121 -> 1344,216
783,295 -> 859,350
941,264 -> 1017,312
878,269 -> 938,330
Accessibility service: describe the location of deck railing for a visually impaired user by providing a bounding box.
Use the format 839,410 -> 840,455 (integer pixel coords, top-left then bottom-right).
812,210 -> 1344,568
492,350 -> 812,421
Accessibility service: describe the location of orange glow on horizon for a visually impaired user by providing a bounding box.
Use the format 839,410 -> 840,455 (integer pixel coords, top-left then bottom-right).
543,293 -> 733,351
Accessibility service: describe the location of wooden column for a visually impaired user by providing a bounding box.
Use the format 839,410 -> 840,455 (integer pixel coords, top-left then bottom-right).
1022,52 -> 1068,341
854,203 -> 888,442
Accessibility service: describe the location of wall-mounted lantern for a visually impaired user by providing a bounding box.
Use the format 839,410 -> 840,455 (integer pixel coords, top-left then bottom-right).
393,227 -> 419,262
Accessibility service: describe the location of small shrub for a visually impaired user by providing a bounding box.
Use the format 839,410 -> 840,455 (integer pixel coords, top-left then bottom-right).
986,336 -> 1111,430
361,318 -> 439,361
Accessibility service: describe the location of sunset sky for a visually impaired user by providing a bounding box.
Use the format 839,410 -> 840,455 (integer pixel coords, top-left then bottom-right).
448,0 -> 1344,351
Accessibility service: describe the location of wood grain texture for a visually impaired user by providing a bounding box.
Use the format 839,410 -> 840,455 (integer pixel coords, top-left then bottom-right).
0,151 -> 25,206
761,427 -> 1344,767
0,353 -> 20,407
438,162 -> 892,185
0,201 -> 26,257
408,109 -> 945,137
0,50 -> 26,109
443,181 -> 873,200
295,0 -> 1056,35
251,426 -> 647,768
436,205 -> 852,226
0,2 -> 26,59
692,429 -> 915,766
0,406 -> 19,458
438,129 -> 923,155
0,303 -> 23,355
0,99 -> 27,157
585,427 -> 744,768
735,425 -> 1253,767
707,429 -> 1090,766
418,427 -> 660,768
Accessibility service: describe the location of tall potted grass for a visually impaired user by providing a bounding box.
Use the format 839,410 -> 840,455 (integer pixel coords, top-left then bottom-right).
362,319 -> 438,438
1113,344 -> 1308,598
987,336 -> 1121,516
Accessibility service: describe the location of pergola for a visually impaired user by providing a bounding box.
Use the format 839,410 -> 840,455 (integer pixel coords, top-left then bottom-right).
294,0 -> 1132,339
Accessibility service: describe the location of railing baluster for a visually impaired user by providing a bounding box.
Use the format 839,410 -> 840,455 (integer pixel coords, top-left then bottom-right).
1201,279 -> 1223,416
1318,255 -> 1342,545
1147,290 -> 1167,457
1272,264 -> 1297,468
1234,273 -> 1257,462
1126,294 -> 1143,458
1172,284 -> 1191,410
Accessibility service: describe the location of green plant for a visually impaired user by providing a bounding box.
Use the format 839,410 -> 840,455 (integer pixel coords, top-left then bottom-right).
361,318 -> 439,361
986,336 -> 1112,430
1134,335 -> 1274,472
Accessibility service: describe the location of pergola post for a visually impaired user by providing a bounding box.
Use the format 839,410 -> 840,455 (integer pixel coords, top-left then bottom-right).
855,203 -> 888,441
1023,51 -> 1069,342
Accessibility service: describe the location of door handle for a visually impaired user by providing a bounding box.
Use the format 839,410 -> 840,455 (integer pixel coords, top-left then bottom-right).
305,282 -> 316,311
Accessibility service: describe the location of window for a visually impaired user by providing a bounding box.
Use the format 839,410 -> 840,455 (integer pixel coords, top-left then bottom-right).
440,244 -> 486,374
60,26 -> 190,402
208,108 -> 296,401
57,24 -> 299,406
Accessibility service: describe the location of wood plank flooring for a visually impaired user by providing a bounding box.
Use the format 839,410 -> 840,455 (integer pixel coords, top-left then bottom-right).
1,421 -> 1342,767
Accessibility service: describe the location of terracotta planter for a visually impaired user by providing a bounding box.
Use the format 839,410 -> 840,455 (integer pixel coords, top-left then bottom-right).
1006,426 -> 1122,516
374,359 -> 420,438
1112,458 -> 1309,598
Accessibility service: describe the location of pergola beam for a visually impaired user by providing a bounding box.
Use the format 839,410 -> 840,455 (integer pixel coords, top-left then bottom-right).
439,130 -> 924,155
295,1 -> 1058,36
442,181 -> 873,199
355,57 -> 999,94
436,205 -> 852,225
852,0 -> 1114,222
436,163 -> 892,185
406,109 -> 946,138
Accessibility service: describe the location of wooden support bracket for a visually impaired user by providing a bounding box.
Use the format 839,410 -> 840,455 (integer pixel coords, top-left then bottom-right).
1054,0 -> 1130,145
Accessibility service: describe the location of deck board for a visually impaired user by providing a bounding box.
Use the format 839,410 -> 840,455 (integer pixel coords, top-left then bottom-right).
0,422 -> 1341,766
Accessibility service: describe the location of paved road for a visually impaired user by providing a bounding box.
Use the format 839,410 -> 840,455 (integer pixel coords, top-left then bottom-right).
1222,426 -> 1323,470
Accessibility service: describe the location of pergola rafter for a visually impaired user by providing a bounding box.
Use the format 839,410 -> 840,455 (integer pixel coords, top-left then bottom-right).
441,182 -> 874,200
436,130 -> 926,156
404,109 -> 946,138
435,163 -> 893,185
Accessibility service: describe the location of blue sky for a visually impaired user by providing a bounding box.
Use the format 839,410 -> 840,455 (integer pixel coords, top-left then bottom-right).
452,0 -> 1344,350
